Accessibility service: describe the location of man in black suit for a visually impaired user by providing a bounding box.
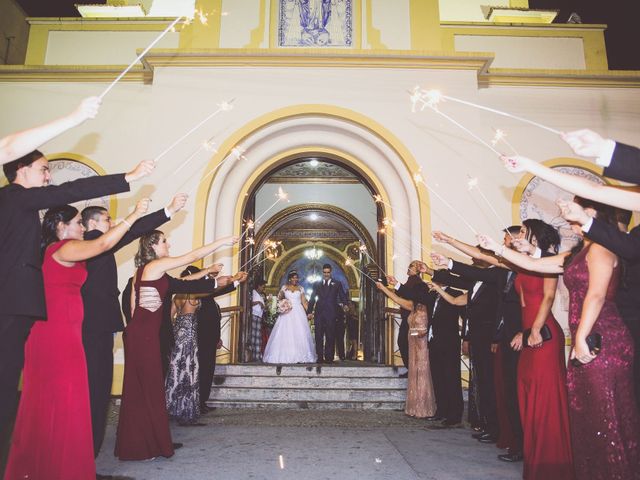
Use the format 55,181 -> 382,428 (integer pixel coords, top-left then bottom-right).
198,272 -> 247,413
0,149 -> 153,440
424,282 -> 465,426
307,264 -> 347,364
432,258 -> 500,443
80,193 -> 186,457
432,227 -> 525,459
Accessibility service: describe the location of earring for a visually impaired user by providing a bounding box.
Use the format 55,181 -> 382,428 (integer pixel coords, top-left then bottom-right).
61,231 -> 67,240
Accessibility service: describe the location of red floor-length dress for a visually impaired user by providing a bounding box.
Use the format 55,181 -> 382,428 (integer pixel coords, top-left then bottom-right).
4,240 -> 95,480
115,269 -> 174,460
515,272 -> 574,480
564,246 -> 640,479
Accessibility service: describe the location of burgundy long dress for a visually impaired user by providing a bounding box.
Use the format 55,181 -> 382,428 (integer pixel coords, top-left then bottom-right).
4,240 -> 95,480
564,246 -> 640,479
115,269 -> 174,460
515,272 -> 574,480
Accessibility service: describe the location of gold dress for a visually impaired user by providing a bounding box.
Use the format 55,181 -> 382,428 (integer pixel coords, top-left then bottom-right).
404,304 -> 436,418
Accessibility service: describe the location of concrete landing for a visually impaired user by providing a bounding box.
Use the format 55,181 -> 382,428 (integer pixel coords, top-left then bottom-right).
96,409 -> 521,480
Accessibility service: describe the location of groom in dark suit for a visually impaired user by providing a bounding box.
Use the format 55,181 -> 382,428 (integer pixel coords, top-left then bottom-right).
307,264 -> 347,364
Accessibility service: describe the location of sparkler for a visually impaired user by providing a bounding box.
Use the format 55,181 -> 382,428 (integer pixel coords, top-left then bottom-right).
410,87 -> 503,156
414,171 -> 478,235
152,99 -> 235,164
344,258 -> 377,283
491,128 -> 519,156
99,17 -> 184,100
179,144 -> 248,198
252,187 -> 289,228
466,175 -> 514,239
358,243 -> 389,278
411,87 -> 562,135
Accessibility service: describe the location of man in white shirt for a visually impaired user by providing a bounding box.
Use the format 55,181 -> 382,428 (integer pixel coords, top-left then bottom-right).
250,280 -> 267,362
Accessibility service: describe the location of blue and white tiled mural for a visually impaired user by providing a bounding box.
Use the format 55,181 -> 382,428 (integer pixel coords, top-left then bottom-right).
278,0 -> 353,47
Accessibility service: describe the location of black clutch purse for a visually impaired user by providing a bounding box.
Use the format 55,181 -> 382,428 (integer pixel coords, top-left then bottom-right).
522,324 -> 552,348
570,333 -> 602,367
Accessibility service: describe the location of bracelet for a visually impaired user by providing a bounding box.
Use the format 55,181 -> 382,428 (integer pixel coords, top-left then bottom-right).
121,219 -> 132,230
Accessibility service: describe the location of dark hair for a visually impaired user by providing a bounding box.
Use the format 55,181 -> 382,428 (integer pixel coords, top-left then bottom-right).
322,264 -> 332,271
134,230 -> 164,268
3,150 -> 44,183
616,208 -> 633,228
181,265 -> 200,278
503,225 -> 521,236
523,219 -> 560,254
41,205 -> 78,254
287,270 -> 298,281
255,278 -> 267,287
564,196 -> 620,268
81,206 -> 108,229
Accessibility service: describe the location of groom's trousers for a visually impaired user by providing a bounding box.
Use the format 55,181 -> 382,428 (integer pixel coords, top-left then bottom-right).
314,313 -> 336,362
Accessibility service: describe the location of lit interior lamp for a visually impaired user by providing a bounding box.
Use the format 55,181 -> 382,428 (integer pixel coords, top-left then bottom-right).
309,159 -> 319,167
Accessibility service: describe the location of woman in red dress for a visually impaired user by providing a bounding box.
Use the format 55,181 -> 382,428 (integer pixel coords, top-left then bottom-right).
114,230 -> 237,461
4,200 -> 148,480
502,220 -> 574,480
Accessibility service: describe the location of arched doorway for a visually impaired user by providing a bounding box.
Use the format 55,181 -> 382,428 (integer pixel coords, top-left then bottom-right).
237,157 -> 387,363
194,106 -> 430,365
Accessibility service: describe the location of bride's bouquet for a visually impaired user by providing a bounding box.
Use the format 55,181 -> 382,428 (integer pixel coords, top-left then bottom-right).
277,298 -> 292,314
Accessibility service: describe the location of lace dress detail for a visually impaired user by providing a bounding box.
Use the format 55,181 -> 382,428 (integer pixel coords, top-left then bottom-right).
165,298 -> 201,424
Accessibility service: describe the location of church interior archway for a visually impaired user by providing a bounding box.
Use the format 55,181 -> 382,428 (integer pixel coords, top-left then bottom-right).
237,156 -> 388,364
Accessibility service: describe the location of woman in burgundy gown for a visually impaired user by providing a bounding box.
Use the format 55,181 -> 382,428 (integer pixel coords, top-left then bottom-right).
5,201 -> 148,480
562,204 -> 640,479
115,230 -> 237,461
480,198 -> 640,480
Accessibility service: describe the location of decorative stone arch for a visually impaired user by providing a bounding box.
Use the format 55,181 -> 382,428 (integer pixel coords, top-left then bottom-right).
194,105 -> 430,364
193,104 -> 431,276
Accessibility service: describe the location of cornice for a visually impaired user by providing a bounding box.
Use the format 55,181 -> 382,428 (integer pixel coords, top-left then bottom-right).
1,51 -> 639,89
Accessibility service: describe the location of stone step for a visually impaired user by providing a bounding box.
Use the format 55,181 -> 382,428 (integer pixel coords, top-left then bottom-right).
212,376 -> 407,389
205,399 -> 406,410
209,387 -> 406,402
214,364 -> 403,378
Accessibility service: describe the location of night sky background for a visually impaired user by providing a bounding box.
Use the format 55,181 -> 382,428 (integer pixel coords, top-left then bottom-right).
12,0 -> 638,70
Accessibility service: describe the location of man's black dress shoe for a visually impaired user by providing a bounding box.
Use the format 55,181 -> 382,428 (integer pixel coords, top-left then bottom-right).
179,422 -> 206,427
477,433 -> 497,444
498,452 -> 523,462
324,360 -> 334,364
425,415 -> 444,421
471,430 -> 487,439
172,442 -> 184,450
399,372 -> 408,378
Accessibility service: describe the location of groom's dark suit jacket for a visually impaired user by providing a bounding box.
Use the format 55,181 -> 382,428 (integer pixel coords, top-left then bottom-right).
307,279 -> 347,320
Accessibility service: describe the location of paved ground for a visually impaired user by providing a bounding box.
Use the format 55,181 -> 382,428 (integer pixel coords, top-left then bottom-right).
97,408 -> 522,480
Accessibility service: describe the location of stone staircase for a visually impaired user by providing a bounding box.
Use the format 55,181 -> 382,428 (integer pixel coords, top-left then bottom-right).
206,364 -> 407,410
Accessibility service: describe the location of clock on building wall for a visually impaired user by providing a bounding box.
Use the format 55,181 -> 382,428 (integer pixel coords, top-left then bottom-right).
46,158 -> 110,213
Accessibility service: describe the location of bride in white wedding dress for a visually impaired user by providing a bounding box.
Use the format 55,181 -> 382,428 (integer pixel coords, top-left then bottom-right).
263,270 -> 317,364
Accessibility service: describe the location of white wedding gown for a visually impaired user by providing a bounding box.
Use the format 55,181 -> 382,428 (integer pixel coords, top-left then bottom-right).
263,287 -> 317,364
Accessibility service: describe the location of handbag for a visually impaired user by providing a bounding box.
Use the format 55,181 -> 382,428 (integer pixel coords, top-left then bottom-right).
570,333 -> 602,367
522,324 -> 552,348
